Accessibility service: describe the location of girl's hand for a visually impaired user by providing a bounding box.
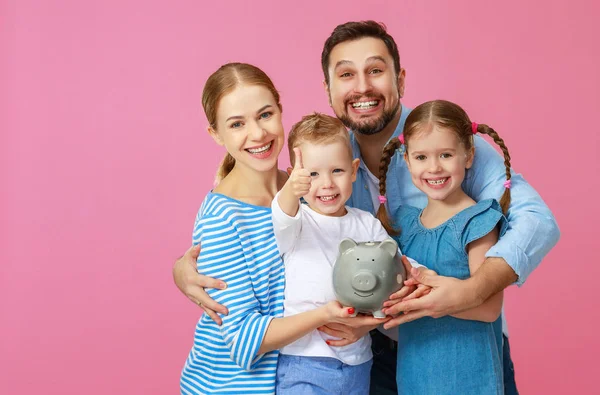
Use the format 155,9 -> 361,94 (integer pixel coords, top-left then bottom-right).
381,266 -> 437,311
401,283 -> 432,301
288,147 -> 312,198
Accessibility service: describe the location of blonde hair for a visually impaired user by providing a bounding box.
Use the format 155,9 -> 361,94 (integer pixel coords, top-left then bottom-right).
201,63 -> 282,182
288,113 -> 352,166
377,100 -> 513,235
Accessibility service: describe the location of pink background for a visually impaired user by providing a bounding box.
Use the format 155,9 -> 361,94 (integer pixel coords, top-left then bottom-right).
2,0 -> 598,393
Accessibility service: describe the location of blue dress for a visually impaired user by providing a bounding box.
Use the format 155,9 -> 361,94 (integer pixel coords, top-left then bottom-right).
391,199 -> 508,395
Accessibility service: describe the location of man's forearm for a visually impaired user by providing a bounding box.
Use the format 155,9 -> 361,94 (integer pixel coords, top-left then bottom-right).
467,257 -> 518,304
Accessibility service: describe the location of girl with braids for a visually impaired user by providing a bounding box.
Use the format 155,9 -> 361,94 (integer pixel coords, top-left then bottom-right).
377,100 -> 511,394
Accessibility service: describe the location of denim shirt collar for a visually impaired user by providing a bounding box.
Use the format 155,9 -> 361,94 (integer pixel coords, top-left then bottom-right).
348,105 -> 412,215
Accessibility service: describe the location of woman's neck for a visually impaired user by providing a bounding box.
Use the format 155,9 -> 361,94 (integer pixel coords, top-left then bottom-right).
421,188 -> 475,228
214,162 -> 286,207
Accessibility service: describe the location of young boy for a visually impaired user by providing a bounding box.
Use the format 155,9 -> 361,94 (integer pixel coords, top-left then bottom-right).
272,113 -> 395,394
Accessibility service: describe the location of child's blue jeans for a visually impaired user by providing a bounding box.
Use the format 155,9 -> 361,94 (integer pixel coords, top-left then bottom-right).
276,354 -> 372,394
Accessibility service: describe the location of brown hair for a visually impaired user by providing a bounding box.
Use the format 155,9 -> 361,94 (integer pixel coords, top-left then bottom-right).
201,63 -> 282,182
321,21 -> 401,86
287,112 -> 352,166
377,100 -> 513,235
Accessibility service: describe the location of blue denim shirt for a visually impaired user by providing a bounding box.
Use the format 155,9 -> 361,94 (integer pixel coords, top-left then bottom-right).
346,105 -> 560,286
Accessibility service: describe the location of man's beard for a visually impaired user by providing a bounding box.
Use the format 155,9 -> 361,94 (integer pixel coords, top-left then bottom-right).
337,105 -> 399,135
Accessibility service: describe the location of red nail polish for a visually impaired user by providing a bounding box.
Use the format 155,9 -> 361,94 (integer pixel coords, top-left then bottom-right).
326,340 -> 331,345
347,307 -> 355,314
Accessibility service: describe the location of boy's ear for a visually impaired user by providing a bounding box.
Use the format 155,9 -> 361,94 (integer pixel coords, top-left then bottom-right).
351,158 -> 360,181
465,146 -> 475,169
208,126 -> 223,146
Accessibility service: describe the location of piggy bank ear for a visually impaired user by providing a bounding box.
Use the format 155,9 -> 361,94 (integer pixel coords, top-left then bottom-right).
378,238 -> 398,257
339,238 -> 358,254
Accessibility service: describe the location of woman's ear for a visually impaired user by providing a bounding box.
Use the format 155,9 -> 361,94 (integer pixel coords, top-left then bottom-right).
208,126 -> 223,146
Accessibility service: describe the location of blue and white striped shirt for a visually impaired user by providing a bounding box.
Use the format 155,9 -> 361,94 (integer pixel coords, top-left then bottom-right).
180,193 -> 285,394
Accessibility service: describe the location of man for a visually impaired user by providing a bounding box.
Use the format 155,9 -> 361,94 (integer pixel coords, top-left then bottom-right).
174,21 -> 559,394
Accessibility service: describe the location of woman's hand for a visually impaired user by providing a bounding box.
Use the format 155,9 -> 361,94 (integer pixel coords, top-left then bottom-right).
172,244 -> 229,324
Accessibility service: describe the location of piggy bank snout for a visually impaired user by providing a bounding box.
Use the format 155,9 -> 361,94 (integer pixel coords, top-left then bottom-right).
352,272 -> 378,292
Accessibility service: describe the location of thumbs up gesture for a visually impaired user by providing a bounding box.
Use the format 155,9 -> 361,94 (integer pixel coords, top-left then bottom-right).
289,147 -> 312,198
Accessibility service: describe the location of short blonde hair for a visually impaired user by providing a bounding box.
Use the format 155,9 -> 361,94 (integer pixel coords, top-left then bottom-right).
288,113 -> 353,166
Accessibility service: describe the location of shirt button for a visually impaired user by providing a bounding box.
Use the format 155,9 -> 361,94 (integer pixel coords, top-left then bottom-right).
365,185 -> 368,190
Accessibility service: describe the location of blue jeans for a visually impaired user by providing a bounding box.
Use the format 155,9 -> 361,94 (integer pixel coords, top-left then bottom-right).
276,354 -> 372,394
369,331 -> 519,394
503,335 -> 519,395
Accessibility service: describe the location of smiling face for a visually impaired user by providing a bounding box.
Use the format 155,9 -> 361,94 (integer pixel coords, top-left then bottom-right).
325,37 -> 405,135
404,125 -> 474,202
300,139 -> 359,217
209,84 -> 284,174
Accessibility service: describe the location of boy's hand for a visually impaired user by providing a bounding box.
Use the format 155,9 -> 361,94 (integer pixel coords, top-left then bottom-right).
288,147 -> 311,198
323,301 -> 358,323
318,314 -> 388,347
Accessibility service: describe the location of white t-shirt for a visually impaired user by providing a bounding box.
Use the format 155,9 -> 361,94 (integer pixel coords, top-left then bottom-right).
271,194 -> 396,365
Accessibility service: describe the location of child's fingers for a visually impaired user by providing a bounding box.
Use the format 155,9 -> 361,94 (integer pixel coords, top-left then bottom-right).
389,284 -> 416,300
325,338 -> 354,347
293,147 -> 303,169
404,278 -> 420,286
382,297 -> 403,308
403,285 -> 432,301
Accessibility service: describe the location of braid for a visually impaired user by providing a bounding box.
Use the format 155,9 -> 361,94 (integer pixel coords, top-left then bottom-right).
478,125 -> 512,214
376,139 -> 402,235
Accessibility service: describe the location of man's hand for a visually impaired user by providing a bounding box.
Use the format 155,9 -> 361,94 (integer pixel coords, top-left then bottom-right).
381,267 -> 483,329
173,244 -> 229,325
318,314 -> 388,347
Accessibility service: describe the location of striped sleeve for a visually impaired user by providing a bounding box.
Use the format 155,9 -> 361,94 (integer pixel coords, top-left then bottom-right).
193,206 -> 275,371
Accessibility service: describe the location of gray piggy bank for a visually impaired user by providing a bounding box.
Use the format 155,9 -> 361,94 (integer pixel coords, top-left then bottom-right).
332,238 -> 406,318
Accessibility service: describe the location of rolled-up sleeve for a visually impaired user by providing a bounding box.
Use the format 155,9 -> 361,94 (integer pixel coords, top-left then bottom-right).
466,136 -> 560,285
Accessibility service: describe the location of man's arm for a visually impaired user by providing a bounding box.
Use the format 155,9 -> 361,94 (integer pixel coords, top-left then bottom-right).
172,245 -> 229,325
466,136 -> 560,286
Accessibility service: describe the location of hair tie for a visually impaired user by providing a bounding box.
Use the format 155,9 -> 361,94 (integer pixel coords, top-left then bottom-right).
398,135 -> 405,144
503,179 -> 512,189
378,195 -> 387,204
471,122 -> 478,135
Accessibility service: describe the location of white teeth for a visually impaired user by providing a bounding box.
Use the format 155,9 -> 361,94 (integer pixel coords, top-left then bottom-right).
427,178 -> 448,185
247,142 -> 272,154
351,100 -> 378,109
319,195 -> 338,201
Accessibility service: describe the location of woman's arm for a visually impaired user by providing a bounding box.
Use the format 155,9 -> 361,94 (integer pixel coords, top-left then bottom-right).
258,301 -> 355,354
